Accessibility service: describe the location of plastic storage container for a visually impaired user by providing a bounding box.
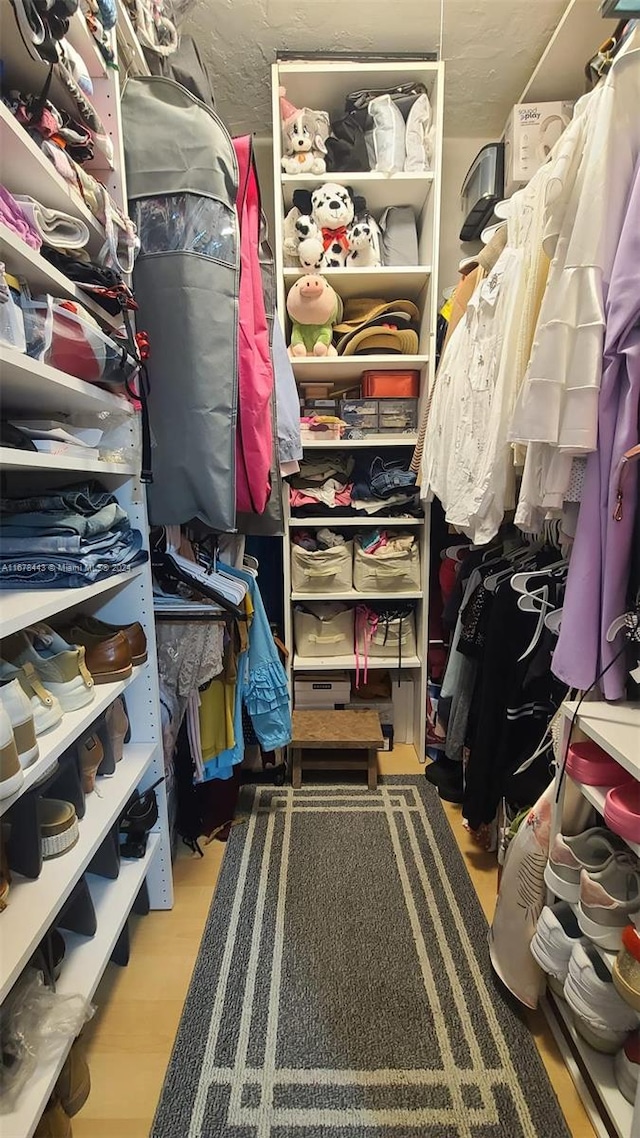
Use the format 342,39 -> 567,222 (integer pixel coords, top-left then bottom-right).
377,398 -> 418,432
291,541 -> 353,594
340,399 -> 378,433
294,603 -> 354,658
0,271 -> 27,353
353,537 -> 420,593
23,300 -> 137,387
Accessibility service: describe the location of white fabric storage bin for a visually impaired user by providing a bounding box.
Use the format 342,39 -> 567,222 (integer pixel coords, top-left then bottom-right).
291,541 -> 353,594
356,610 -> 418,660
294,603 -> 354,658
353,540 -> 420,593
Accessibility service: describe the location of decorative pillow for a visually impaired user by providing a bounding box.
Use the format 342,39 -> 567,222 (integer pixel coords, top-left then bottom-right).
366,95 -> 405,174
404,93 -> 434,172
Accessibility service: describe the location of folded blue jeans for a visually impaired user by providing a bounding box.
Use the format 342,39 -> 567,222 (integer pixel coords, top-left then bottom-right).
0,503 -> 129,538
0,547 -> 147,588
0,481 -> 116,516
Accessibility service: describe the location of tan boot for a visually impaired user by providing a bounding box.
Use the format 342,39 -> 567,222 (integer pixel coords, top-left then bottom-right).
55,1040 -> 90,1117
104,696 -> 129,764
77,733 -> 104,794
34,1098 -> 72,1138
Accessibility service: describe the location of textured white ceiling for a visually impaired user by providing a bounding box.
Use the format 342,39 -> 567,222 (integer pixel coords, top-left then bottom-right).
185,0 -> 570,137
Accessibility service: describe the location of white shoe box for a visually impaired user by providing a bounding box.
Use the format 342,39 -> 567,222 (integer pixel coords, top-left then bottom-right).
504,101 -> 573,195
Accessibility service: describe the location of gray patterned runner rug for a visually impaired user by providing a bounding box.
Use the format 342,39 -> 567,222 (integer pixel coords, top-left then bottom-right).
152,778 -> 570,1138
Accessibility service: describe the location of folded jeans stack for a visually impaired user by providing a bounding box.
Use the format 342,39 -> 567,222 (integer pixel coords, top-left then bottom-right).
0,481 -> 147,589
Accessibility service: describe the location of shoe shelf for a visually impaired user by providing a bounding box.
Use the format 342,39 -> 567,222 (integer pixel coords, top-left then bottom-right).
3,833 -> 160,1138
0,224 -> 121,332
281,171 -> 435,212
542,990 -> 634,1138
0,566 -> 145,640
291,590 -> 423,601
288,516 -> 424,527
0,103 -> 106,257
290,355 -> 429,382
0,665 -> 147,820
292,652 -> 421,671
302,436 -> 418,449
0,346 -> 135,418
567,775 -> 640,857
0,447 -> 137,476
283,265 -> 432,301
0,741 -> 156,1002
562,701 -> 640,781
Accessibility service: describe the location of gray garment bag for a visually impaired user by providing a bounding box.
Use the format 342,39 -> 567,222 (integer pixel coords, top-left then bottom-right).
122,76 -> 239,532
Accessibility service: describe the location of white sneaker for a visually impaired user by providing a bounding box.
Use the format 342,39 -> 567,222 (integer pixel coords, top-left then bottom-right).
545,827 -> 628,902
579,854 -> 640,951
0,678 -> 39,768
2,626 -> 94,713
530,902 -> 587,998
564,941 -> 637,1053
0,660 -> 63,735
0,706 -> 24,799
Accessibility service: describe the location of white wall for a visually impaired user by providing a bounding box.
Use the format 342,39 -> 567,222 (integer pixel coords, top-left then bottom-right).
438,136 -> 489,295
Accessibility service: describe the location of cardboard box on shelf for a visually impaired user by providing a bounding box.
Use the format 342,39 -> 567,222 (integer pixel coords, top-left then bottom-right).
504,101 -> 573,195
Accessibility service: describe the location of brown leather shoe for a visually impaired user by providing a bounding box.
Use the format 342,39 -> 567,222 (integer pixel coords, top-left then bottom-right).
67,615 -> 147,667
58,627 -> 132,684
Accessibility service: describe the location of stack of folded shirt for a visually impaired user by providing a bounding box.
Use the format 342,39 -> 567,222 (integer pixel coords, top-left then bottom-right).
0,186 -> 41,251
289,452 -> 421,518
0,480 -> 147,589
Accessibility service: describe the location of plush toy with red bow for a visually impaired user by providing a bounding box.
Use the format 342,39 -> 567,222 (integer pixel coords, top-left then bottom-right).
283,182 -> 380,271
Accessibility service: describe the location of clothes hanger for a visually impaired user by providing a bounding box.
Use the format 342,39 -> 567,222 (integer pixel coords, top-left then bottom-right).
483,548 -> 538,592
510,560 -> 567,595
545,608 -> 563,635
613,442 -> 640,521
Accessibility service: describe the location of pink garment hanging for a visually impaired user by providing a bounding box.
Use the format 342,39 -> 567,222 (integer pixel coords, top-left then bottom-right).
233,135 -> 274,515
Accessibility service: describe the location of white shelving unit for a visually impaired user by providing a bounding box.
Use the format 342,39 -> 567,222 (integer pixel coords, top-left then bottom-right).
0,6 -> 172,1134
543,700 -> 640,1138
272,57 -> 443,759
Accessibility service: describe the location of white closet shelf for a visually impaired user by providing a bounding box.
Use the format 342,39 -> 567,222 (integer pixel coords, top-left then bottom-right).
0,225 -> 121,331
543,990 -> 633,1138
291,355 -> 429,382
3,834 -> 160,1138
281,171 -> 435,212
567,776 -> 640,857
292,590 -> 423,601
302,435 -> 418,449
284,266 -> 431,301
0,566 -> 145,639
0,741 -> 157,1003
563,702 -> 640,780
0,447 -> 136,476
0,347 -> 134,417
115,0 -> 150,76
0,665 -> 147,820
293,653 -> 420,670
65,8 -> 108,78
0,103 -> 106,255
289,516 -> 424,528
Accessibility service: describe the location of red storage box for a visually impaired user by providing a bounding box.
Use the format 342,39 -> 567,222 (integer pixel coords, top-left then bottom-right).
362,370 -> 420,397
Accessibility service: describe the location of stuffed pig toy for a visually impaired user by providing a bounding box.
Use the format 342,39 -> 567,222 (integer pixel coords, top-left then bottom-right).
286,275 -> 343,358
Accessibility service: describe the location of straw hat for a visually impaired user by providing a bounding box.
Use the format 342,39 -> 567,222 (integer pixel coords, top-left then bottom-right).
340,326 -> 419,357
333,297 -> 420,334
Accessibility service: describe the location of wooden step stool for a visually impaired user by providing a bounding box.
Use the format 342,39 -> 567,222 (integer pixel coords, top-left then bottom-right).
290,709 -> 383,790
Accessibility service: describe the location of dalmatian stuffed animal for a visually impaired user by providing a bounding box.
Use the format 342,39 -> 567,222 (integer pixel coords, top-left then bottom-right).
286,183 -> 368,270
345,216 -> 383,267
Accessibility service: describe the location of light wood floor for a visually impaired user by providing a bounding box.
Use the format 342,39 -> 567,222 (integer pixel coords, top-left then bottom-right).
73,748 -> 594,1137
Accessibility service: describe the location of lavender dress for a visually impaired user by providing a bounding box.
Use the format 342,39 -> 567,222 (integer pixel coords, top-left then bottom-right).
553,156 -> 640,698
